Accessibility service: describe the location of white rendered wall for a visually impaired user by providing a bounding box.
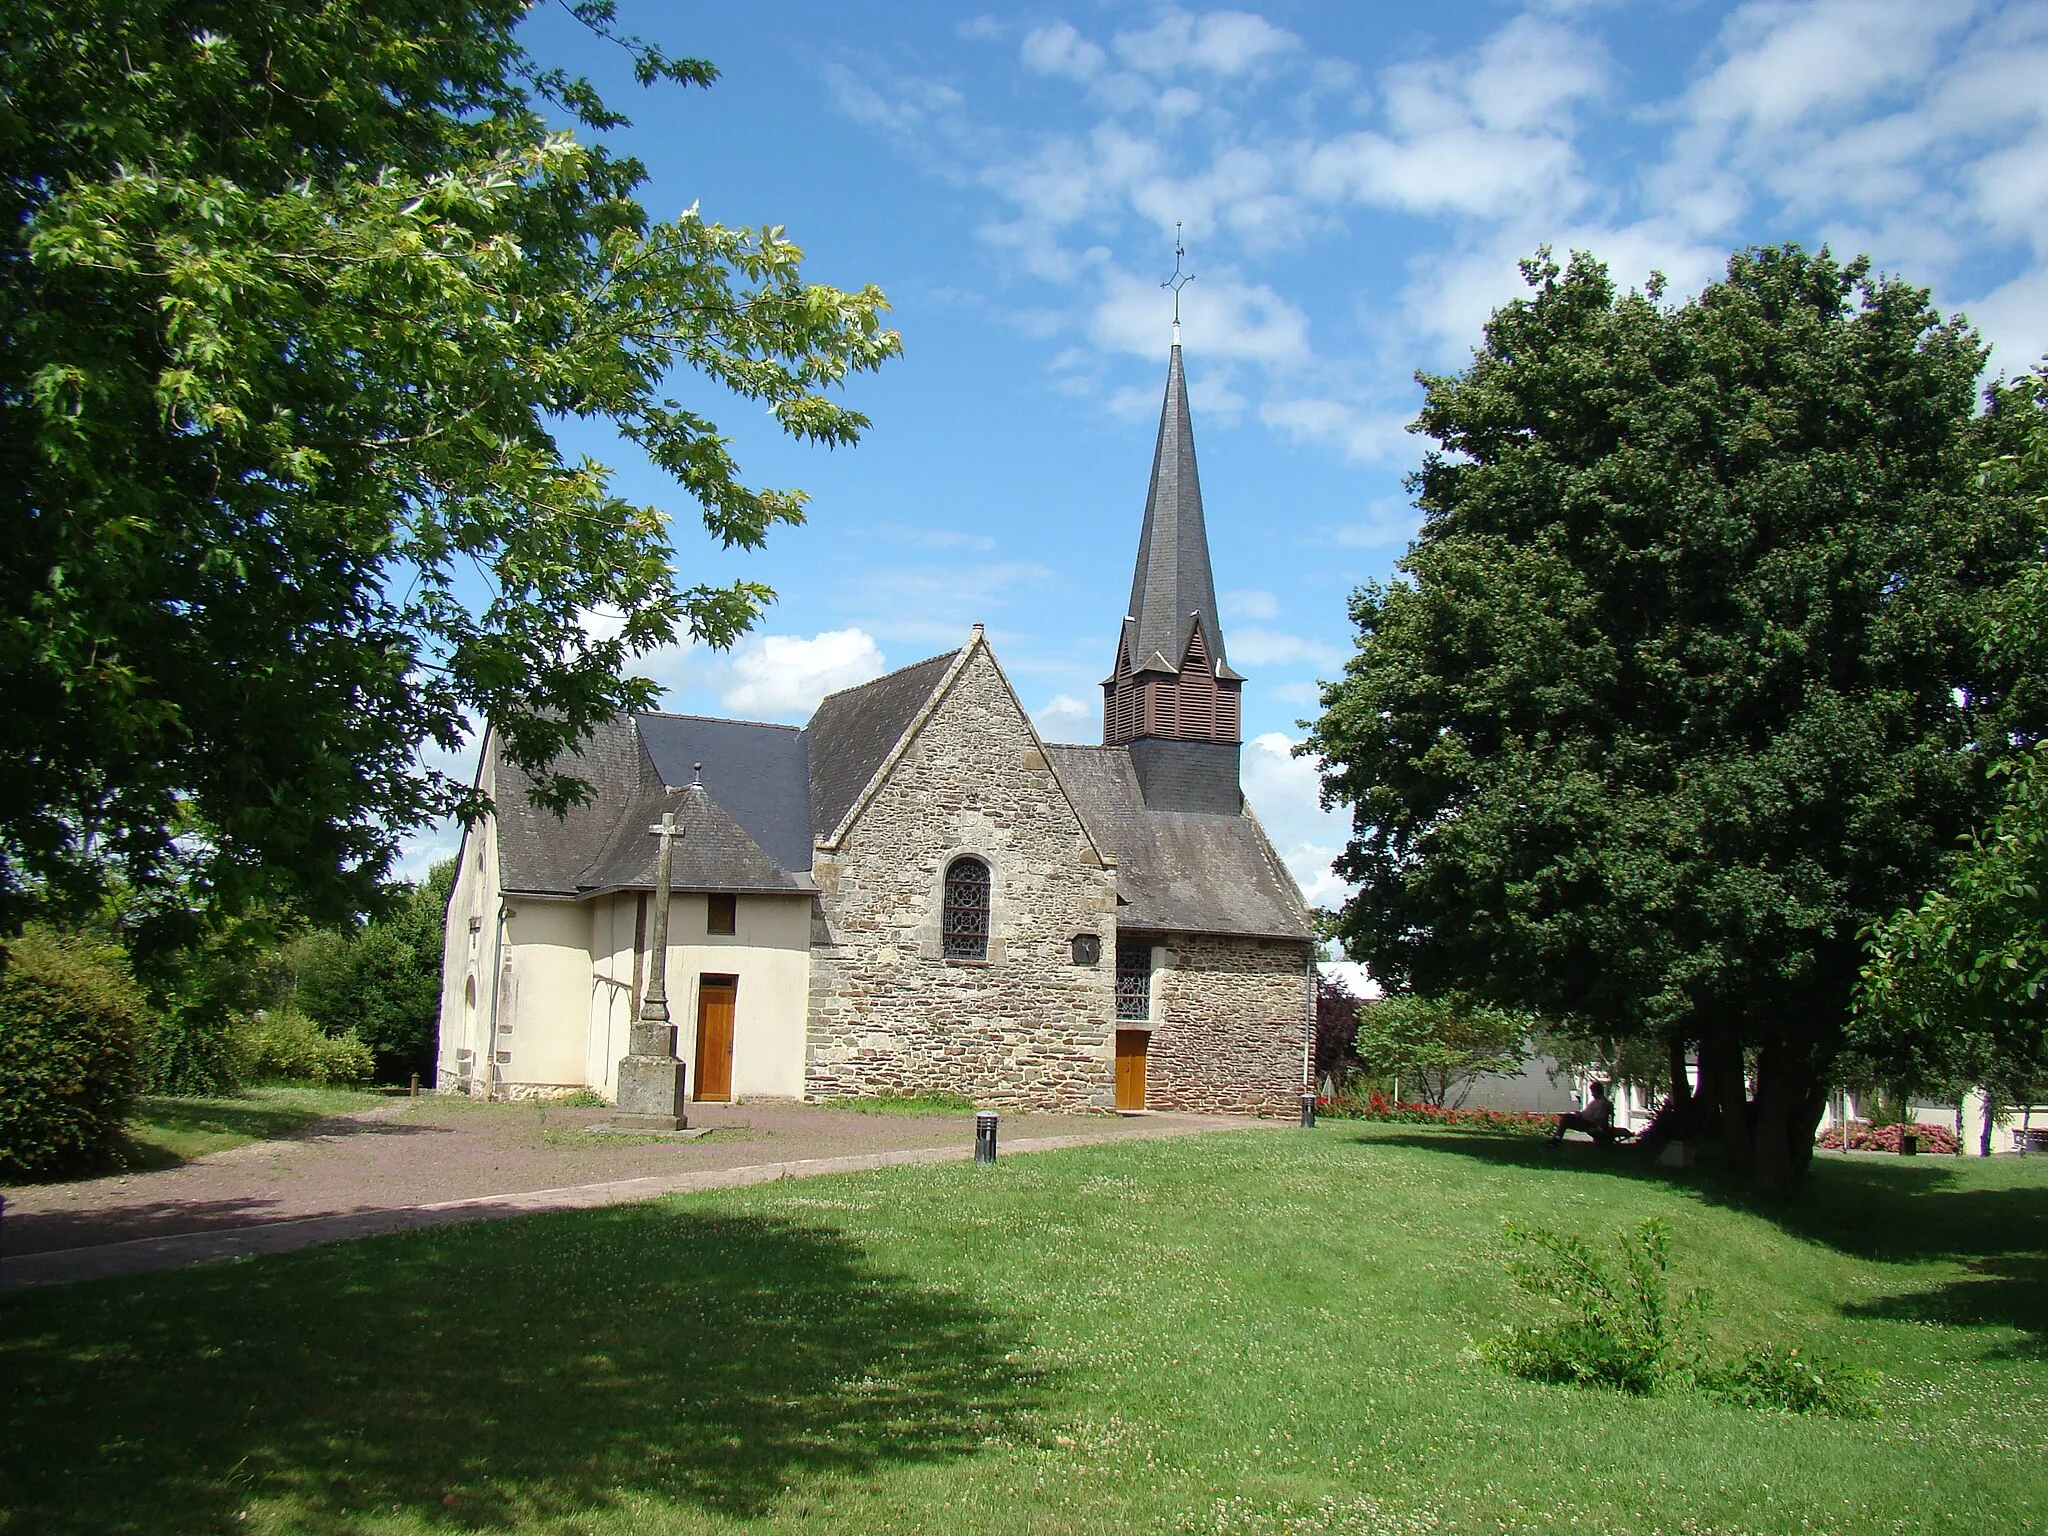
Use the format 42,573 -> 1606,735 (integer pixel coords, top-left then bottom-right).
436,746 -> 501,1093
583,891 -> 812,1102
496,897 -> 593,1090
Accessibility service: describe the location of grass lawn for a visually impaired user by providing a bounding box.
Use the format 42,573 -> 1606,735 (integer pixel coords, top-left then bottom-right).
1,1127 -> 2042,1535
112,1084 -> 395,1170
834,1093 -> 980,1117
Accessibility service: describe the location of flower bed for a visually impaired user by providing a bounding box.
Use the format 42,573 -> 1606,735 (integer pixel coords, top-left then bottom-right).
1817,1120 -> 1960,1154
1321,1090 -> 1555,1137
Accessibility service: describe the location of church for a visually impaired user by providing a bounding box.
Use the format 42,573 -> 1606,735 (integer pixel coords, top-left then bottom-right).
435,341 -> 1316,1115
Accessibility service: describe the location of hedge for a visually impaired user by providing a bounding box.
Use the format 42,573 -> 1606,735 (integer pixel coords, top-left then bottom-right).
0,926 -> 145,1180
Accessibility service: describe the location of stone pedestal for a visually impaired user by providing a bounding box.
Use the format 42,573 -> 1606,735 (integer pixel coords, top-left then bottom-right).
613,1022 -> 687,1130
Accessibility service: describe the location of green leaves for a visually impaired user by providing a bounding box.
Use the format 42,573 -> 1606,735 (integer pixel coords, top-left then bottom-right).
0,1 -> 901,927
1349,992 -> 1531,1108
1307,243 -> 2040,1190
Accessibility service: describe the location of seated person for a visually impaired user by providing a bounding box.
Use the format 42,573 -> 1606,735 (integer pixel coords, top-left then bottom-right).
1550,1079 -> 1617,1145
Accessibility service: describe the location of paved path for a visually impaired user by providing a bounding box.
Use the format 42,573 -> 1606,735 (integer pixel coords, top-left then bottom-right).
1,1098 -> 1262,1292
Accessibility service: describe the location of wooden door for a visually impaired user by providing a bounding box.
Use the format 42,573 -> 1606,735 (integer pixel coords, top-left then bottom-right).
694,976 -> 737,1102
1115,1030 -> 1148,1110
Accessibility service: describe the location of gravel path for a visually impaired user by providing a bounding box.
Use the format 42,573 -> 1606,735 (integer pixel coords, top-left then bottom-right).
0,1098 -> 1265,1291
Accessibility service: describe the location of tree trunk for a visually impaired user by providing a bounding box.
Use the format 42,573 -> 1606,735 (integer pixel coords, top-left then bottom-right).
1749,1047 -> 1829,1197
1638,1036 -> 1709,1154
1667,1037 -> 1692,1109
1704,1029 -> 1755,1183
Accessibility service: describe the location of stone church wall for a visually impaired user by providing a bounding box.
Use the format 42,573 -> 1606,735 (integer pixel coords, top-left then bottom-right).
807,645 -> 1120,1110
1146,933 -> 1310,1115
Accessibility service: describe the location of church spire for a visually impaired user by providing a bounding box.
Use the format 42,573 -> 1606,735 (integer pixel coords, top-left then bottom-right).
1103,340 -> 1244,750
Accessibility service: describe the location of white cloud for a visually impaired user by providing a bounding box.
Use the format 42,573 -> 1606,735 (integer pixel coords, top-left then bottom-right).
1113,9 -> 1300,77
1032,692 -> 1097,741
1241,731 -> 1352,909
1301,18 -> 1606,221
830,0 -> 2048,492
1267,679 -> 1323,706
1228,625 -> 1346,671
1687,0 -> 1963,136
821,62 -> 964,137
1022,22 -> 1104,81
719,629 -> 886,719
1259,397 -> 1409,464
1319,959 -> 1382,1001
845,561 -> 1055,647
1969,264 -> 2048,372
1224,588 -> 1281,619
869,522 -> 996,552
1322,495 -> 1423,551
1093,263 -> 1311,365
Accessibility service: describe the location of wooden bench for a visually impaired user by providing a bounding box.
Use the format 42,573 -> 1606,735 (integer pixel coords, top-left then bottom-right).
2014,1126 -> 2048,1154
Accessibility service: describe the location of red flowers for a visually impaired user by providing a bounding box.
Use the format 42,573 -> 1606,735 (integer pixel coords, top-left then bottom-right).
1817,1121 -> 1961,1154
1323,1092 -> 1554,1137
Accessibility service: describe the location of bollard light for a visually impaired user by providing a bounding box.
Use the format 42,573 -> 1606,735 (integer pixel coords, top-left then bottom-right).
975,1109 -> 999,1165
1300,1092 -> 1317,1129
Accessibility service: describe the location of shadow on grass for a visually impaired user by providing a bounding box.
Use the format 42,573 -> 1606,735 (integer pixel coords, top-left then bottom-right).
1840,1256 -> 2048,1359
0,1205 -> 1044,1533
102,1093 -> 437,1176
1343,1128 -> 2048,1357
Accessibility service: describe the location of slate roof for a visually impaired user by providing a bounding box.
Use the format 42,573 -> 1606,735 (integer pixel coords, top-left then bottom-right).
487,644 -> 1307,942
1046,744 -> 1313,941
491,713 -> 814,896
634,713 -> 812,872
1118,344 -> 1241,681
806,650 -> 959,839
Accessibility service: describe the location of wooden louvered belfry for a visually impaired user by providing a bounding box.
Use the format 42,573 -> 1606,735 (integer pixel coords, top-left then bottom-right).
1103,340 -> 1244,749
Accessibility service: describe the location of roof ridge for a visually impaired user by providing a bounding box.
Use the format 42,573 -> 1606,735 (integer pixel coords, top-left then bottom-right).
630,709 -> 803,733
811,647 -> 954,708
814,647 -> 958,707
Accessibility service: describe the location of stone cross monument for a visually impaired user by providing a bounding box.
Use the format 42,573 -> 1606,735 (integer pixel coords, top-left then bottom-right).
611,807 -> 689,1130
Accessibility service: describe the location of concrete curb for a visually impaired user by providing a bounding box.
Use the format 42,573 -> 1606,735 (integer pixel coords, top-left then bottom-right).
1,1120 -> 1253,1293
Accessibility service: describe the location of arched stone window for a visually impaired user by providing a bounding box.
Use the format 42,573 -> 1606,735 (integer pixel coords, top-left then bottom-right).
942,856 -> 992,961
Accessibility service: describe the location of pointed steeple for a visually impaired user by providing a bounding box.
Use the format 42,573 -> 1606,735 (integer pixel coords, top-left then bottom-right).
1103,342 -> 1244,755
1120,343 -> 1239,682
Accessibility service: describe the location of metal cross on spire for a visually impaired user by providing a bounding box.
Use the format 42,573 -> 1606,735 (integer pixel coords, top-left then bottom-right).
1161,222 -> 1194,344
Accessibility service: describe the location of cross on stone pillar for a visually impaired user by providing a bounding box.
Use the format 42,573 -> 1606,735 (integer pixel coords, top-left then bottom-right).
612,807 -> 689,1130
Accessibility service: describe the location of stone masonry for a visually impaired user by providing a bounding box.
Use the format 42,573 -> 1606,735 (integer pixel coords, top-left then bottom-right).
806,643 -> 1121,1109
1145,932 -> 1311,1115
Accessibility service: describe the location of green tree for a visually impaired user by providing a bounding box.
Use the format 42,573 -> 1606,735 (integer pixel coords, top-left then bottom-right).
1,1 -> 899,935
293,860 -> 454,1082
1306,246 -> 2043,1195
1855,367 -> 2048,1112
1351,993 -> 1529,1108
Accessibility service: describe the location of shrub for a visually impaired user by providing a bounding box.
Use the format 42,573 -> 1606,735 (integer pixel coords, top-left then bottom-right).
140,1009 -> 242,1097
0,925 -> 145,1179
1481,1218 -> 1708,1395
1322,1088 -> 1554,1137
293,861 -> 452,1082
1700,1343 -> 1877,1417
235,1008 -> 374,1085
1817,1120 -> 1961,1154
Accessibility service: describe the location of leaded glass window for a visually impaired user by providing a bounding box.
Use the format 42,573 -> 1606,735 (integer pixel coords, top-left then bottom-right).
1116,942 -> 1151,1021
943,856 -> 991,961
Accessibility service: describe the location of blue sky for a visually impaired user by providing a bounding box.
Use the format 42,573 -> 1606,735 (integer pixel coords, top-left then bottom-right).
410,0 -> 2048,905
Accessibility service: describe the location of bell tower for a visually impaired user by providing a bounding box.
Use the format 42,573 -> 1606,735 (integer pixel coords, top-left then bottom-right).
1102,340 -> 1245,814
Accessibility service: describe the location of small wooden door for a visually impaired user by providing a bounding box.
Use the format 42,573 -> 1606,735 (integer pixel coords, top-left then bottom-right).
1115,1030 -> 1148,1110
694,976 -> 737,1102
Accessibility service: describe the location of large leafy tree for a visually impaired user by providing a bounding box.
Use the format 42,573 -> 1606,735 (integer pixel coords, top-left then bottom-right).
1855,368 -> 2048,1109
1307,246 -> 2043,1195
1,0 -> 899,934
